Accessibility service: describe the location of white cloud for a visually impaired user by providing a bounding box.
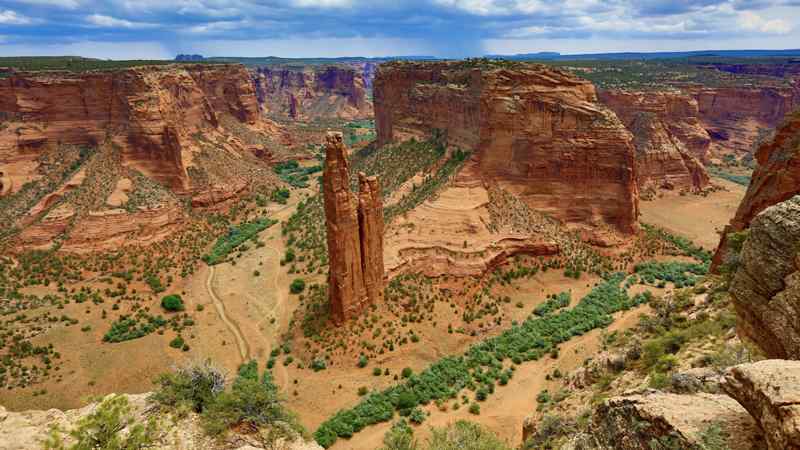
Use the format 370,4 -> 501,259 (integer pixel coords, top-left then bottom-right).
183,19 -> 249,33
0,40 -> 172,59
85,13 -> 157,28
737,11 -> 791,34
11,0 -> 81,8
0,9 -> 33,24
291,0 -> 354,7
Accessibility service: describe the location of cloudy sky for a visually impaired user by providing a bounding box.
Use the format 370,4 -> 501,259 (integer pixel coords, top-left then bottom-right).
0,0 -> 799,59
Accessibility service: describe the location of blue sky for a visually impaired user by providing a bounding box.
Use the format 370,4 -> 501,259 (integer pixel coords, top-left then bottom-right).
0,0 -> 799,59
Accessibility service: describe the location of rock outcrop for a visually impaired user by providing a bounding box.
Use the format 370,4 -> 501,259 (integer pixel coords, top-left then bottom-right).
722,360 -> 800,450
599,90 -> 711,191
323,132 -> 384,323
374,60 -> 639,234
591,390 -> 763,450
728,195 -> 800,359
712,110 -> 800,270
0,393 -> 323,450
253,65 -> 372,120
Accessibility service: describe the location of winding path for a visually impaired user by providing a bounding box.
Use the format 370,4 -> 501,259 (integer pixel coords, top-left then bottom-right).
206,265 -> 250,362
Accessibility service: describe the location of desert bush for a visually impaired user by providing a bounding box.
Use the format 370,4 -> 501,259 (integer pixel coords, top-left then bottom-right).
44,394 -> 156,450
290,279 -> 306,294
150,359 -> 226,413
427,421 -> 508,450
161,294 -> 184,312
380,420 -> 417,450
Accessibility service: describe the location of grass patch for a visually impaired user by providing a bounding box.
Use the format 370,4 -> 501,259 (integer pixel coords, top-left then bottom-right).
203,217 -> 277,265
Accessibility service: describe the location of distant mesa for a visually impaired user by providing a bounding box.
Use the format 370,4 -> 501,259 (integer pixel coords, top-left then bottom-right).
175,54 -> 205,61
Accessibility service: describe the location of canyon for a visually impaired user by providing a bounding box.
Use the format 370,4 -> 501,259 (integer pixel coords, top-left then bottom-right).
253,65 -> 372,121
374,60 -> 639,235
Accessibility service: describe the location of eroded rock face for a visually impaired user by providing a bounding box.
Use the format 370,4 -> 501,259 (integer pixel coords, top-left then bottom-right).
323,132 -> 384,322
728,196 -> 800,359
591,390 -> 764,450
599,90 -> 710,191
374,60 -> 639,234
712,110 -> 800,270
253,65 -> 372,120
722,360 -> 800,450
0,64 -> 284,251
690,86 -> 800,155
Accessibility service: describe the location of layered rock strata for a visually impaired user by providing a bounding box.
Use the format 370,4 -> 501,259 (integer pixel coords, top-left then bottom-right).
323,132 -> 384,322
253,65 -> 372,120
0,63 -> 283,251
728,195 -> 800,359
374,60 -> 639,234
599,90 -> 711,190
712,110 -> 800,270
689,85 -> 800,155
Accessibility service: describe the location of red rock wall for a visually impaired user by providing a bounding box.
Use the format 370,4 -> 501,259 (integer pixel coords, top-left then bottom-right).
358,172 -> 385,306
599,90 -> 710,191
711,110 -> 800,270
0,64 -> 260,192
374,61 -> 639,234
253,65 -> 372,120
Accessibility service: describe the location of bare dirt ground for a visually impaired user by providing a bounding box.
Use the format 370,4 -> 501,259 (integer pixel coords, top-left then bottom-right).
639,178 -> 746,250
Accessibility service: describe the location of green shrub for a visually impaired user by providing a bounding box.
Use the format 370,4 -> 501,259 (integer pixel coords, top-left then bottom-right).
150,359 -> 226,413
290,279 -> 306,294
428,421 -> 509,450
170,336 -> 185,349
358,355 -> 369,368
401,367 -> 413,379
44,395 -> 156,450
161,294 -> 184,312
408,408 -> 426,425
468,403 -> 480,415
380,420 -> 416,450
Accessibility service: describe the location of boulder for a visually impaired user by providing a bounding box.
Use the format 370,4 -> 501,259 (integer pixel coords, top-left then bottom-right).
722,360 -> 800,450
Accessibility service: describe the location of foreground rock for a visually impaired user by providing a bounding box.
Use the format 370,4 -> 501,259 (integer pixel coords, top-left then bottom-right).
591,390 -> 763,450
374,60 -> 639,234
323,132 -> 384,322
728,195 -> 800,359
599,89 -> 710,192
722,360 -> 800,450
0,394 -> 322,450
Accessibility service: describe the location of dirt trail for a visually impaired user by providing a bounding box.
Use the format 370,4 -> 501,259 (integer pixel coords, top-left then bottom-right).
206,265 -> 250,362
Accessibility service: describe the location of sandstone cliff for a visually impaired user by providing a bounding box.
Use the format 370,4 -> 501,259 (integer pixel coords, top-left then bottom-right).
599,90 -> 710,191
0,63 -> 284,251
374,60 -> 639,234
728,195 -> 800,359
253,65 -> 372,120
690,85 -> 800,155
323,132 -> 384,323
712,110 -> 800,269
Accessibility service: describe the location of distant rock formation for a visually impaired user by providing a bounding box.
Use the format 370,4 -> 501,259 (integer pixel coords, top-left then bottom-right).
374,60 -> 639,234
598,90 -> 711,191
253,65 -> 372,120
689,85 -> 800,155
175,54 -> 204,61
712,110 -> 800,270
323,132 -> 384,323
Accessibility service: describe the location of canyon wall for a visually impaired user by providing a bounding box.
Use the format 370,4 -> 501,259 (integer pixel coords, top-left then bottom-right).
689,85 -> 800,154
253,65 -> 372,120
599,90 -> 710,191
323,132 -> 384,323
712,110 -> 800,268
374,60 -> 639,234
0,63 -> 283,251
